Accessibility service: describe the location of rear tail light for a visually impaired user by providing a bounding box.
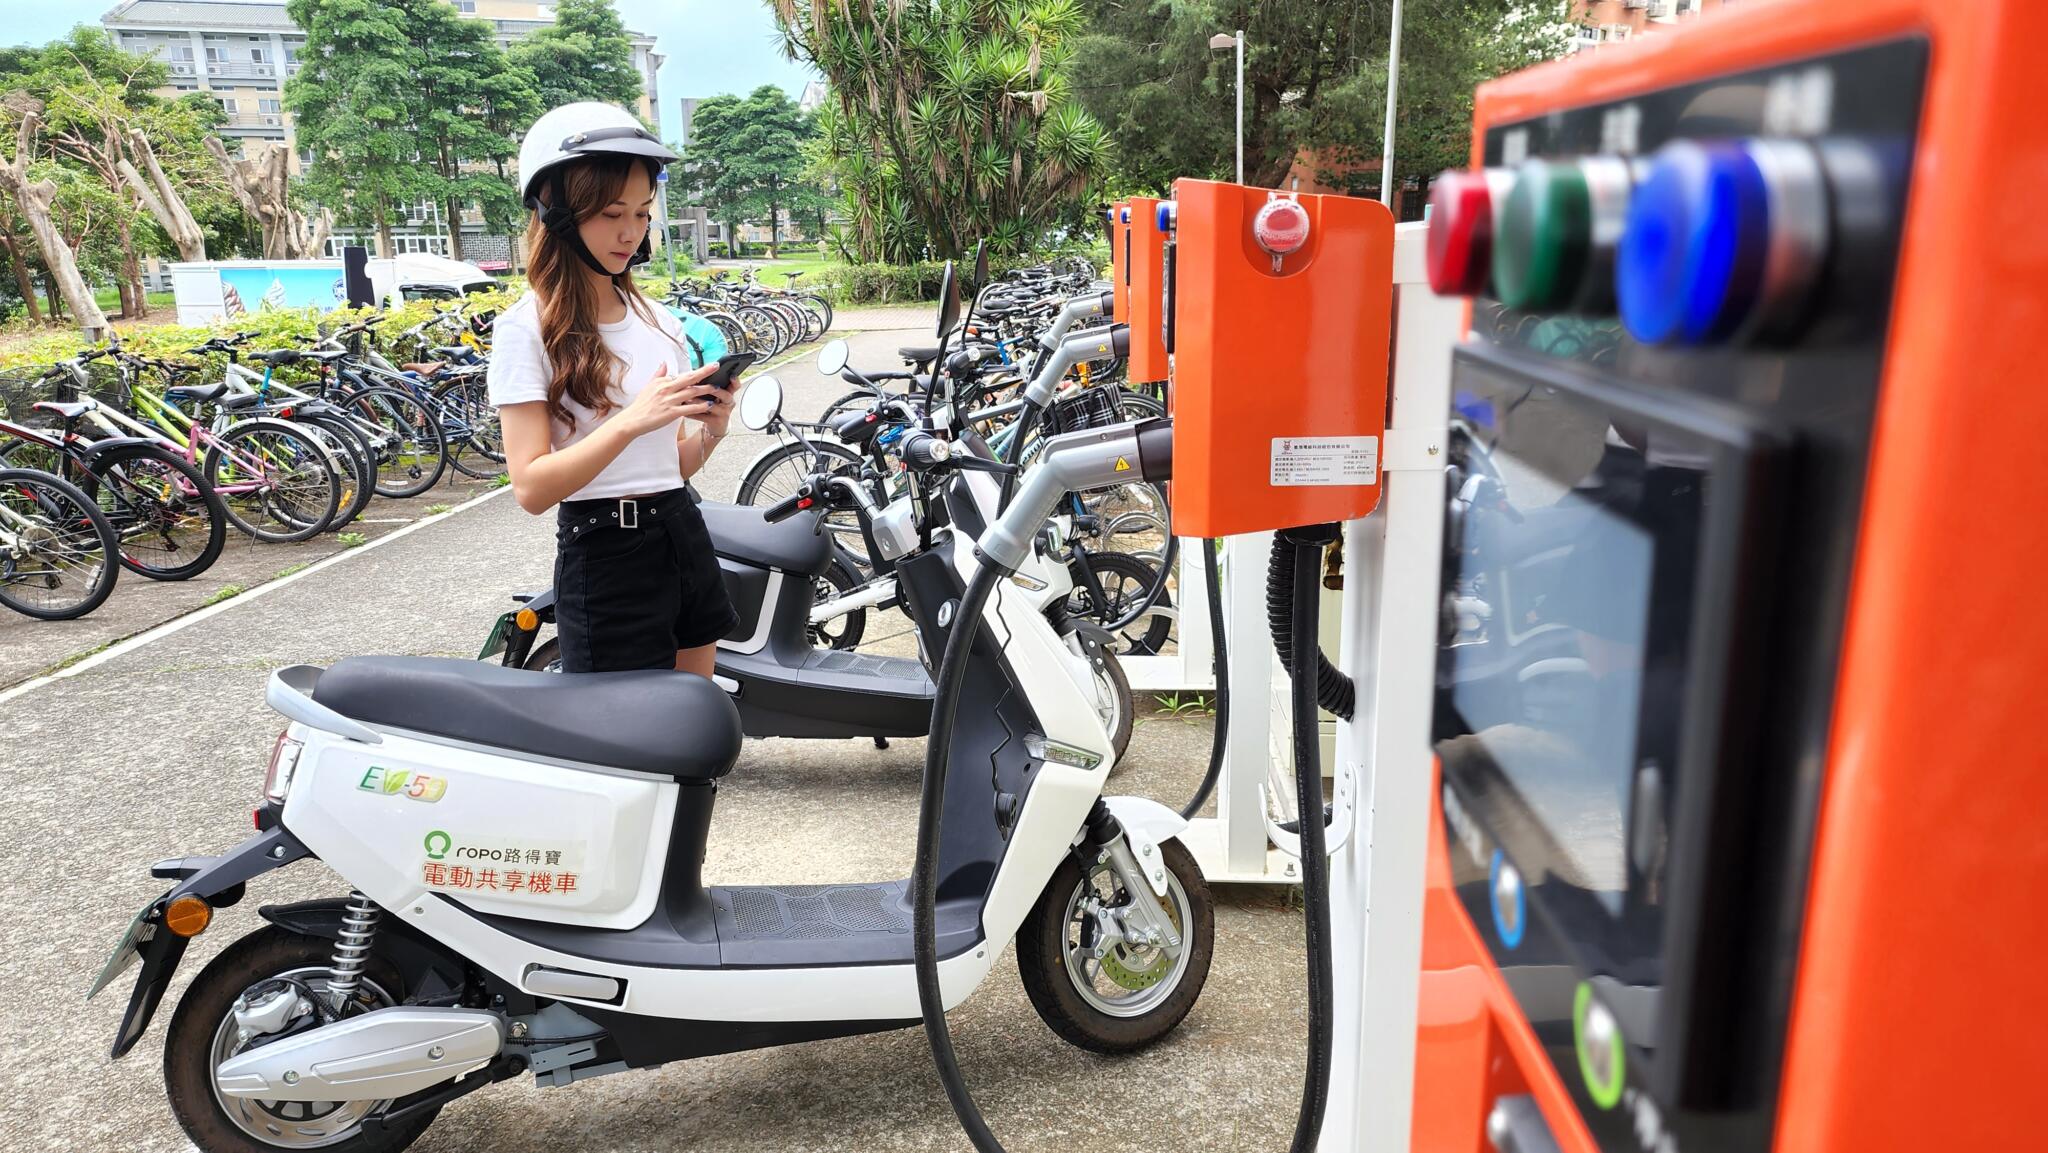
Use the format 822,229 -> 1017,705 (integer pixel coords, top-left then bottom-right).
264,729 -> 303,803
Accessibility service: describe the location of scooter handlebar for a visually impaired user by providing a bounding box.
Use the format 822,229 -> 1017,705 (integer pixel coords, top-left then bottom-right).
761,485 -> 815,524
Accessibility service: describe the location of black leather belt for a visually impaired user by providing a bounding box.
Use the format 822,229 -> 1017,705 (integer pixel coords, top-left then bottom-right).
559,487 -> 692,532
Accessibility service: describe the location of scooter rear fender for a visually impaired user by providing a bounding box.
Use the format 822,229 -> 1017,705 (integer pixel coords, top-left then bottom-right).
107,824 -> 313,1059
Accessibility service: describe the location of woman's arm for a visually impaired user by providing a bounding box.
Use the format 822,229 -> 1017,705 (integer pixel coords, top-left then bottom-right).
676,380 -> 736,480
501,402 -> 642,514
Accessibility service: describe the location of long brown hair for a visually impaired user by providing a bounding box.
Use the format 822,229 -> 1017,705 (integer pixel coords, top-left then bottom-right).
525,153 -> 679,430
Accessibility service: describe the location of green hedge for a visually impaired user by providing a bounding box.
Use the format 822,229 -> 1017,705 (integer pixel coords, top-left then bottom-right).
811,246 -> 1110,306
0,287 -> 524,383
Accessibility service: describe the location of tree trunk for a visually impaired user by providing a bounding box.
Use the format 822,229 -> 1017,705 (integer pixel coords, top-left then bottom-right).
0,230 -> 42,322
444,197 -> 465,262
767,178 -> 781,259
120,129 -> 207,262
375,201 -> 393,260
116,217 -> 146,319
0,113 -> 109,338
43,273 -> 63,320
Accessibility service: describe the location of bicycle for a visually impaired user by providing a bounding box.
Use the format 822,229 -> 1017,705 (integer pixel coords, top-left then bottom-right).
0,465 -> 120,620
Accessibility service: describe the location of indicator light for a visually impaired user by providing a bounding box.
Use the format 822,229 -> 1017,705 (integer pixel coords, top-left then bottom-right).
1119,206 -> 1131,224
1155,201 -> 1177,232
1493,159 -> 1591,311
1616,141 -> 1770,345
514,607 -> 539,631
165,895 -> 212,938
1252,197 -> 1311,257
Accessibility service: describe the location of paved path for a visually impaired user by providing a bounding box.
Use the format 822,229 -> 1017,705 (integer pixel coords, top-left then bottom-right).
0,314 -> 1306,1153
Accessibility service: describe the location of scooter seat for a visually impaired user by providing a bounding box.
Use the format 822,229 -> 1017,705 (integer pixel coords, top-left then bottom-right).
313,656 -> 740,781
698,499 -> 832,577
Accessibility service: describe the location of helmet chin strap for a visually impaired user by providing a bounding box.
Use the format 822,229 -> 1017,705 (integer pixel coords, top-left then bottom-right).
529,166 -> 654,278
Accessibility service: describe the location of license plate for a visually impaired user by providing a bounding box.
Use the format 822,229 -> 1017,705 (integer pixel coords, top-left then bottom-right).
87,898 -> 159,1001
477,611 -> 513,661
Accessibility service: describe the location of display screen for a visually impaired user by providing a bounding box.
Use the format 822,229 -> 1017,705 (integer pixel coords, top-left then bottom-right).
1438,353 -> 1706,929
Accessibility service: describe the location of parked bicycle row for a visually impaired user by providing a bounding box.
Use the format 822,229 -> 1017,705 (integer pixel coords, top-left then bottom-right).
660,265 -> 835,359
0,301 -> 505,621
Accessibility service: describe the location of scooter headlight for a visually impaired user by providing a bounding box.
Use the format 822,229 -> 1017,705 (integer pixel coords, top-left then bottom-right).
263,729 -> 303,804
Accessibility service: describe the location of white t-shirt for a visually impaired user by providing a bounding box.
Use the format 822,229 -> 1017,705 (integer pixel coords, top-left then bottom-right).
486,292 -> 697,503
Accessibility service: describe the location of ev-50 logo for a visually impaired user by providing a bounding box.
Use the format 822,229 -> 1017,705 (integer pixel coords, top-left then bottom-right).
357,766 -> 447,803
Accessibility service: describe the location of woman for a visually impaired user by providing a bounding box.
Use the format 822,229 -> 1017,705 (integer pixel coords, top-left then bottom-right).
489,102 -> 740,676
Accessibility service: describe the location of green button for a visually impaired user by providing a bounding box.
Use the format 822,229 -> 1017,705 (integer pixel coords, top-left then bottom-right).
1493,159 -> 1592,311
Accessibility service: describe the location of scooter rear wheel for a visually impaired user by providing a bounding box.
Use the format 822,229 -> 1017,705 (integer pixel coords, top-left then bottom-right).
163,926 -> 438,1153
1017,838 -> 1213,1054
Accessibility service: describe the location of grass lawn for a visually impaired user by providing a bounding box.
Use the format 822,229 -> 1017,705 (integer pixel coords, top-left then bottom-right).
90,288 -> 176,313
706,253 -> 846,283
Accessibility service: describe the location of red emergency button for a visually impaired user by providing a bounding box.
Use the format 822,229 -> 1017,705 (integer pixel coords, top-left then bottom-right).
1426,169 -> 1512,296
1252,197 -> 1311,256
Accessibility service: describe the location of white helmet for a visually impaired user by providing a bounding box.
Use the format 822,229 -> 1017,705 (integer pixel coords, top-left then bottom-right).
517,102 -> 676,268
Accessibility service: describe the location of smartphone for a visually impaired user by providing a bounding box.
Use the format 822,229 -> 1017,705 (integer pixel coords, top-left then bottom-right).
705,351 -> 759,391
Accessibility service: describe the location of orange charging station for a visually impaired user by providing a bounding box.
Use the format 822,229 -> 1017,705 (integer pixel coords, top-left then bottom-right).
1122,195 -> 1169,385
1163,179 -> 1395,538
1107,201 -> 1131,326
1408,2 -> 2048,1151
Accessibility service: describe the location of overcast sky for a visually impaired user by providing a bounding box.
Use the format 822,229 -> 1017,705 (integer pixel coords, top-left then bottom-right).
8,0 -> 819,142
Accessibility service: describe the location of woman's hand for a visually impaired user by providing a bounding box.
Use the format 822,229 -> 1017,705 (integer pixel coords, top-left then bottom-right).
612,362 -> 719,439
679,375 -> 738,439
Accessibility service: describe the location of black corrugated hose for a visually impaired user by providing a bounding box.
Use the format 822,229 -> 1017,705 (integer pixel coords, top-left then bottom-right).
912,526 -> 1338,1152
1267,531 -> 1356,722
1178,536 -> 1228,819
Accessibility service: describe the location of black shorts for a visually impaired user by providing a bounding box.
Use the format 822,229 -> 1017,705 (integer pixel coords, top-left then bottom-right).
554,488 -> 740,673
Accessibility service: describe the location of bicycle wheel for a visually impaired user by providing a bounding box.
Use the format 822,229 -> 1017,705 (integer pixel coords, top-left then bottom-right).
346,386 -> 448,498
1068,549 -> 1174,656
703,311 -> 748,356
296,416 -> 375,531
430,375 -> 505,479
204,418 -> 341,543
80,442 -> 228,581
735,305 -> 784,357
787,296 -> 823,343
809,554 -> 866,651
0,467 -> 119,620
767,300 -> 805,347
797,292 -> 833,336
734,440 -> 869,567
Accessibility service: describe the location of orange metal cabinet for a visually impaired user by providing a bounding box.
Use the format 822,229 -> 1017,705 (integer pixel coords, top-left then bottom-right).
1166,179 -> 1394,538
1412,2 -> 2048,1152
1108,201 -> 1131,326
1124,195 -> 1170,384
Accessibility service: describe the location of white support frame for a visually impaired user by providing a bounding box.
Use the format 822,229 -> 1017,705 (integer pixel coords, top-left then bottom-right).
1119,536 -> 1215,693
1322,220 -> 1462,1151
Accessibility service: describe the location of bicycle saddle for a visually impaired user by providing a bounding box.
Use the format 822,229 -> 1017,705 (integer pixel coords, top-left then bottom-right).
254,350 -> 303,367
31,400 -> 93,419
164,382 -> 230,403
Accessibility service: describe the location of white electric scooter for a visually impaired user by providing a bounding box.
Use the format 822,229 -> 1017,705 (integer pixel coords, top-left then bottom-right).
93,275 -> 1205,1153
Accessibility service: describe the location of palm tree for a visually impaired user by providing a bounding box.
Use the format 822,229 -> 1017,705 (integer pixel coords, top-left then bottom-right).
771,0 -> 1110,261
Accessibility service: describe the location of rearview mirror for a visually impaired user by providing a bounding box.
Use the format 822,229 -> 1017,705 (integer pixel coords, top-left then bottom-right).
936,261 -> 962,337
817,338 -> 849,377
737,374 -> 783,431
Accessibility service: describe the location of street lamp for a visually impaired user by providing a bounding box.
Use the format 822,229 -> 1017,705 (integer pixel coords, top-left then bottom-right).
1209,30 -> 1243,185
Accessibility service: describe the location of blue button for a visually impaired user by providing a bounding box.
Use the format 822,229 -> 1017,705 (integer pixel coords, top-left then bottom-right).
1490,849 -> 1526,950
1119,206 -> 1131,224
1156,201 -> 1177,232
1617,141 -> 1770,345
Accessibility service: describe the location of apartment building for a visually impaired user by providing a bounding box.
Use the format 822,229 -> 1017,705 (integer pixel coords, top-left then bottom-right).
1571,0 -> 1732,51
101,0 -> 665,265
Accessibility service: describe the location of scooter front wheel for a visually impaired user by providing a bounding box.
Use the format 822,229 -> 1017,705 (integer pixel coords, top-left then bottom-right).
1017,838 -> 1213,1053
163,926 -> 439,1153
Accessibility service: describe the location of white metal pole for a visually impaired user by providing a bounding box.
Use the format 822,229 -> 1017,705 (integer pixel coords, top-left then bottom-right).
1380,0 -> 1404,205
1235,30 -> 1246,185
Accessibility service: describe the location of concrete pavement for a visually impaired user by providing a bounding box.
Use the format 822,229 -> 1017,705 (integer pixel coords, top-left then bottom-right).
0,312 -> 1304,1153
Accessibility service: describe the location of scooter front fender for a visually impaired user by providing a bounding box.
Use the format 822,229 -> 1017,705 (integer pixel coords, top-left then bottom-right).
1099,795 -> 1189,899
107,825 -> 313,1059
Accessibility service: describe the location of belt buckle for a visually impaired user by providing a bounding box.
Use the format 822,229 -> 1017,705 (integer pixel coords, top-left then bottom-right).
618,498 -> 639,529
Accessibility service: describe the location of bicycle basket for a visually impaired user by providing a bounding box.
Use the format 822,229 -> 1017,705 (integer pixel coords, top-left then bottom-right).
1043,384 -> 1128,437
0,365 -> 79,429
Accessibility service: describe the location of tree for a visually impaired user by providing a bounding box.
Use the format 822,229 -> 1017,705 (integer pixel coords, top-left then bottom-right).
1072,0 -> 1569,206
288,0 -> 530,259
0,103 -> 109,337
681,86 -> 818,259
506,0 -> 643,113
412,2 -> 536,260
769,0 -> 1111,261
207,137 -> 331,259
286,0 -> 433,256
